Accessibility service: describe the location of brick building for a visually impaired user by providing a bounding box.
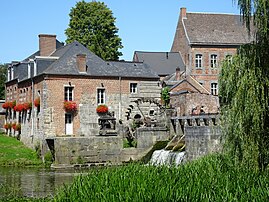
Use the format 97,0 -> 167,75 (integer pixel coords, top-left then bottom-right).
5,34 -> 161,149
171,8 -> 253,95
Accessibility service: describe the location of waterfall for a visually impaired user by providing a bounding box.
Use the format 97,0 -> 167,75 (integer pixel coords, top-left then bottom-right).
149,149 -> 185,166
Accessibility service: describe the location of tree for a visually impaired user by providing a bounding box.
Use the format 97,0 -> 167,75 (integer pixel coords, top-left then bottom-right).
65,0 -> 123,61
219,0 -> 269,171
161,87 -> 170,108
0,64 -> 7,100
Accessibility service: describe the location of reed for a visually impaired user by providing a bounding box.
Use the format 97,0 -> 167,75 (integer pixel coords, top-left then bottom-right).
54,154 -> 269,201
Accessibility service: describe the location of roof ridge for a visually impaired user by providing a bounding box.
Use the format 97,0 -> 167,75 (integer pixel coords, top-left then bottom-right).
187,11 -> 240,16
135,51 -> 180,54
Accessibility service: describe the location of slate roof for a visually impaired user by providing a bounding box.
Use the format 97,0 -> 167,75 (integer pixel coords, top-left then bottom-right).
169,75 -> 210,95
133,51 -> 185,76
10,40 -> 159,83
182,12 -> 254,45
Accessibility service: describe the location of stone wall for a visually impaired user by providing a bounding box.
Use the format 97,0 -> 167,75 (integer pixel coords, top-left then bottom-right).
52,126 -> 170,166
171,114 -> 221,161
185,125 -> 221,161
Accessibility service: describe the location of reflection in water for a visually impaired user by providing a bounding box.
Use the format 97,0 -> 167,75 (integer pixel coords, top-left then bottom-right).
0,167 -> 85,199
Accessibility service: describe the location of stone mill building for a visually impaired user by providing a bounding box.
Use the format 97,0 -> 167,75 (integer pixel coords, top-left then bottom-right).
4,34 -> 163,164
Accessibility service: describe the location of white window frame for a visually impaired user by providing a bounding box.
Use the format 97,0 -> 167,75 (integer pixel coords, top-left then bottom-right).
97,88 -> 105,105
211,82 -> 218,95
195,54 -> 202,69
210,54 -> 218,68
130,83 -> 138,94
64,86 -> 74,101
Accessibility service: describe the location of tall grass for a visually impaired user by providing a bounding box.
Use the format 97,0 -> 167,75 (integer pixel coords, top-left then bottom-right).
54,154 -> 269,201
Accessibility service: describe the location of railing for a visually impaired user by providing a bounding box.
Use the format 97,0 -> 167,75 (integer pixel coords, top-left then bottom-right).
171,113 -> 220,126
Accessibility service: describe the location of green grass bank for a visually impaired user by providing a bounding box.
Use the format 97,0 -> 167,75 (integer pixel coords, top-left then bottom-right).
53,154 -> 269,202
0,133 -> 42,167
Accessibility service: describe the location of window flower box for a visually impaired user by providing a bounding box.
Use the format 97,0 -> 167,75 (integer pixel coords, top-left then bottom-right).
3,123 -> 11,130
34,98 -> 40,107
2,101 -> 15,109
14,104 -> 24,112
12,123 -> 17,130
96,105 -> 108,114
23,102 -> 32,111
64,101 -> 78,113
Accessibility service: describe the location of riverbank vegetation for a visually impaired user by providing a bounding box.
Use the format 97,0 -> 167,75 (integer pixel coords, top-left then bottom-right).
52,154 -> 268,202
0,133 -> 43,167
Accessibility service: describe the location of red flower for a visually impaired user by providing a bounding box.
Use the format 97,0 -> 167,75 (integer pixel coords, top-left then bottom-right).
12,123 -> 17,130
3,123 -> 12,129
2,102 -> 9,109
14,104 -> 24,112
96,105 -> 108,113
23,102 -> 32,110
3,123 -> 9,129
34,98 -> 40,107
64,101 -> 78,112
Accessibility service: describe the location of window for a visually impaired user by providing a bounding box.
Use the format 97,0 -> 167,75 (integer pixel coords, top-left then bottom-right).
195,54 -> 202,68
130,83 -> 138,94
210,54 -> 218,68
64,87 -> 73,101
211,83 -> 218,95
97,89 -> 105,104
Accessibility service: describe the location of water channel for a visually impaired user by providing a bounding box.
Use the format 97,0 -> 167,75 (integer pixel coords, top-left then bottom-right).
0,167 -> 87,199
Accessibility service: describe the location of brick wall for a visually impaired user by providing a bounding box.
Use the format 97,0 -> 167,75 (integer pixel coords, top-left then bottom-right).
170,93 -> 219,116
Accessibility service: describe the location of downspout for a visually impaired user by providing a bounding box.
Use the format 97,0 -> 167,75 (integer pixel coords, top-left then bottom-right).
119,76 -> 122,120
31,59 -> 36,142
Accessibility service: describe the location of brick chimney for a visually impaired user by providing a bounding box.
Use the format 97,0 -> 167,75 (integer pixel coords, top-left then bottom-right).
76,54 -> 87,72
39,34 -> 56,56
180,7 -> 187,20
176,67 -> 181,81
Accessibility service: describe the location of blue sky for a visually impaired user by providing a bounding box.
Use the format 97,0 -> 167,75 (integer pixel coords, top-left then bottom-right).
0,0 -> 240,64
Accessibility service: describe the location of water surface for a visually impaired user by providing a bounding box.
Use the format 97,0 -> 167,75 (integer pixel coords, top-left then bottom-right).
0,167 -> 85,199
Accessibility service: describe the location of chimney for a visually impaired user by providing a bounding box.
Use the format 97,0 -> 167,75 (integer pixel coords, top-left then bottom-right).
176,67 -> 181,81
180,7 -> 187,20
76,54 -> 87,72
39,34 -> 56,56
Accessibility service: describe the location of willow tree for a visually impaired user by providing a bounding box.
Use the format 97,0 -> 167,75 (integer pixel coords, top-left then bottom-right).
219,0 -> 269,170
65,0 -> 123,61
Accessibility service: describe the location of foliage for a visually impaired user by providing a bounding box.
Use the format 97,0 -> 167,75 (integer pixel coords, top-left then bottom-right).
54,154 -> 269,201
34,97 -> 40,107
219,0 -> 269,171
14,103 -> 25,112
2,101 -> 16,109
65,0 -> 123,61
63,101 -> 78,113
0,64 -> 7,100
96,104 -> 108,113
161,87 -> 170,108
44,151 -> 53,166
123,138 -> 137,148
0,133 -> 43,167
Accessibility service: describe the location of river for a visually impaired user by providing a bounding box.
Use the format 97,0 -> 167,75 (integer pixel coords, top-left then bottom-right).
0,167 -> 87,199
